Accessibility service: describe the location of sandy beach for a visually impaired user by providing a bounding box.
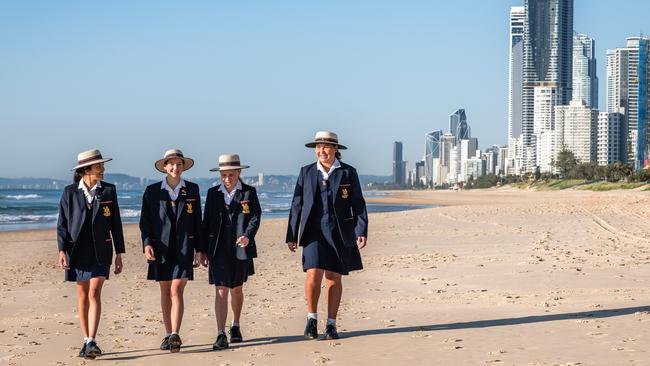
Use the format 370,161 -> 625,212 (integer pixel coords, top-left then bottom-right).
1,188 -> 650,365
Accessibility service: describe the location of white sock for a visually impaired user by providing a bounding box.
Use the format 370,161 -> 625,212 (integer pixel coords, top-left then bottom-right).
327,318 -> 336,326
231,321 -> 240,327
171,332 -> 178,336
83,337 -> 89,342
86,337 -> 95,344
218,329 -> 225,336
307,312 -> 318,320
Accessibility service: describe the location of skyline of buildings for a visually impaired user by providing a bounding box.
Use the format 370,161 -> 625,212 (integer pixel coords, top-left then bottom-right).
507,0 -> 650,177
397,2 -> 649,187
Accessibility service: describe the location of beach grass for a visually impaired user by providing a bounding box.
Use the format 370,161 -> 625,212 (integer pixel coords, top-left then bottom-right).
576,181 -> 646,191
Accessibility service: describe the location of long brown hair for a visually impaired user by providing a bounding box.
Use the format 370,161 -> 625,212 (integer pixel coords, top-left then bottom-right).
73,167 -> 91,183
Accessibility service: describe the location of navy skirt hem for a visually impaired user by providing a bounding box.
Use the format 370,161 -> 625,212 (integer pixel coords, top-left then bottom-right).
147,260 -> 193,281
208,259 -> 254,288
66,264 -> 110,282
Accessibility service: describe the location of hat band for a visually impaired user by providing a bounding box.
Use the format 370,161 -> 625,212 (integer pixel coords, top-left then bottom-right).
164,153 -> 184,159
78,154 -> 103,165
219,161 -> 241,167
314,137 -> 339,144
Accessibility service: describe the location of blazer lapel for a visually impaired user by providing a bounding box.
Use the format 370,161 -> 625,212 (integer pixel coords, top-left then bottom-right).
176,188 -> 186,222
329,167 -> 343,204
75,187 -> 86,213
92,185 -> 104,222
310,164 -> 319,197
231,189 -> 243,214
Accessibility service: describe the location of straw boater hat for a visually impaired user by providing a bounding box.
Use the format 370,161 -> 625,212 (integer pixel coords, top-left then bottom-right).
305,131 -> 347,150
210,154 -> 250,172
71,149 -> 112,171
154,149 -> 195,173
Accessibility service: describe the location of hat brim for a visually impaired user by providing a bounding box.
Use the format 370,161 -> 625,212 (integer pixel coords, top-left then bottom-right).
209,165 -> 250,172
71,158 -> 112,171
305,142 -> 347,150
155,157 -> 195,173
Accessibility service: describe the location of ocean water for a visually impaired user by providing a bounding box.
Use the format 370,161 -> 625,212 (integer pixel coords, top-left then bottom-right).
0,188 -> 431,231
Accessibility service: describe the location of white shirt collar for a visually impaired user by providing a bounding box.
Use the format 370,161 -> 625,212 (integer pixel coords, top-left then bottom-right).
78,180 -> 101,204
317,159 -> 341,181
161,178 -> 186,201
219,180 -> 242,205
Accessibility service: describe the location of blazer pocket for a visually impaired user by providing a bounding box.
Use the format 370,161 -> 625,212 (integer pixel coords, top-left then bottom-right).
344,216 -> 354,221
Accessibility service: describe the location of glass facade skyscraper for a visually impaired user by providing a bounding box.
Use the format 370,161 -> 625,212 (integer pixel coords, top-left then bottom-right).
424,130 -> 442,185
522,0 -> 573,170
508,6 -> 525,171
572,33 -> 598,108
606,37 -> 650,168
449,109 -> 470,140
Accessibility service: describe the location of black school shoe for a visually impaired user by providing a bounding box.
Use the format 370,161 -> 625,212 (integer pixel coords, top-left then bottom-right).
160,335 -> 171,350
212,333 -> 229,350
168,334 -> 182,353
84,341 -> 102,359
78,342 -> 87,358
229,325 -> 243,343
322,324 -> 339,340
304,318 -> 318,339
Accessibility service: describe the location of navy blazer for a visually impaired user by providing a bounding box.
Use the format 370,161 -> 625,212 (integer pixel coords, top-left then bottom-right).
139,181 -> 204,265
286,162 -> 368,247
202,182 -> 261,260
57,181 -> 125,267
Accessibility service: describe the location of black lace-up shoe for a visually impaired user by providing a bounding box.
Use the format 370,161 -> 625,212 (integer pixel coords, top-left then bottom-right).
160,335 -> 171,350
304,318 -> 318,339
84,341 -> 102,359
322,324 -> 339,340
168,334 -> 182,353
229,325 -> 243,343
212,333 -> 229,350
78,342 -> 87,358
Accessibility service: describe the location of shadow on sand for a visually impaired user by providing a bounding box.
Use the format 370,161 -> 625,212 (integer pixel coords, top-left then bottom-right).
103,305 -> 650,360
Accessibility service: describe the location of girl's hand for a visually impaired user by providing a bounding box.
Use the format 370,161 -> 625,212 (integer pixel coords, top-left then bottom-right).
114,254 -> 123,274
236,236 -> 250,247
58,251 -> 68,270
144,245 -> 155,261
193,252 -> 203,268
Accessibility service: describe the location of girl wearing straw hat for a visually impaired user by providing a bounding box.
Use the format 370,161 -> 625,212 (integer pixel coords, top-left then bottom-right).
139,149 -> 204,353
202,154 -> 261,350
286,131 -> 368,340
56,149 -> 125,359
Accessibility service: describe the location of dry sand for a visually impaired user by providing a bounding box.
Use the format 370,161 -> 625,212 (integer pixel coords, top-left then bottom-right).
1,188 -> 650,365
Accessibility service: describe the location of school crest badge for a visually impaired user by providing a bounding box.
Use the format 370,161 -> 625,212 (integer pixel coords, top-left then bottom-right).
341,188 -> 349,199
241,201 -> 250,214
187,202 -> 193,214
102,206 -> 111,217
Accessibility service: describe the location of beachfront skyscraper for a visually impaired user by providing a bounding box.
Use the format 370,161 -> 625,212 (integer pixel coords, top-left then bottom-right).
597,112 -> 624,166
555,100 -> 598,164
393,141 -> 406,185
449,109 -> 470,140
522,0 -> 574,171
606,37 -> 650,169
508,6 -> 525,174
533,86 -> 559,171
573,33 -> 598,108
424,130 -> 443,186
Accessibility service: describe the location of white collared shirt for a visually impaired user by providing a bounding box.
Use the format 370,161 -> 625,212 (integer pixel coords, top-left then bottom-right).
161,178 -> 186,201
78,179 -> 101,205
317,159 -> 341,181
219,180 -> 242,205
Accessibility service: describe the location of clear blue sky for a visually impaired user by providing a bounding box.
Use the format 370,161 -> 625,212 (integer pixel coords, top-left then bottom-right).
2,0 -> 649,179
